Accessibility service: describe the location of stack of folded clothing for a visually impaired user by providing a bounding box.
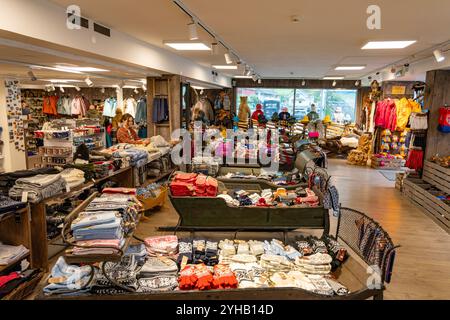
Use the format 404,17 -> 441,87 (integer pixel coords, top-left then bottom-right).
0,167 -> 59,194
259,254 -> 293,273
112,148 -> 148,166
69,189 -> 142,257
0,243 -> 29,265
170,173 -> 219,197
294,189 -> 320,207
125,244 -> 147,265
71,211 -> 123,242
136,257 -> 178,292
9,173 -> 67,203
92,255 -> 140,295
60,168 -> 85,189
144,235 -> 178,258
0,195 -> 27,217
294,253 -> 333,275
0,269 -> 41,299
170,173 -> 197,196
263,239 -> 301,261
93,161 -> 114,179
43,257 -> 93,296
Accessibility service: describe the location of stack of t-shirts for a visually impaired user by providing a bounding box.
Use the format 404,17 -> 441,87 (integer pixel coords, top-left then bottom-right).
169,173 -> 197,196
194,175 -> 218,197
0,167 -> 59,194
144,235 -> 178,258
43,257 -> 93,296
60,168 -> 85,189
8,173 -> 66,203
0,244 -> 29,265
112,148 -> 148,166
0,195 -> 27,216
136,257 -> 178,292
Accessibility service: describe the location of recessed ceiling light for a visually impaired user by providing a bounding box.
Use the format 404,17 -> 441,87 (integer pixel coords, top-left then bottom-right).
212,65 -> 238,70
335,65 -> 366,71
31,65 -> 82,74
234,76 -> 252,79
323,76 -> 344,80
362,41 -> 416,49
163,41 -> 211,51
191,86 -> 206,90
54,66 -> 109,72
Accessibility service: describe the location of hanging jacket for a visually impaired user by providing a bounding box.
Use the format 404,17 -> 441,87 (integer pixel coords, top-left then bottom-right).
103,98 -> 118,118
43,95 -> 58,116
385,100 -> 397,131
57,97 -> 71,115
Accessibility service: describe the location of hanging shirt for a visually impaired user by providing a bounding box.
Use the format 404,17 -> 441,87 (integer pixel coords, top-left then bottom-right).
103,98 -> 118,118
135,97 -> 147,124
57,97 -> 71,115
124,98 -> 137,118
43,95 -> 58,116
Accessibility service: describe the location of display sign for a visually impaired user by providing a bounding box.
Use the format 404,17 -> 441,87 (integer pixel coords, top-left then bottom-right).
391,86 -> 406,95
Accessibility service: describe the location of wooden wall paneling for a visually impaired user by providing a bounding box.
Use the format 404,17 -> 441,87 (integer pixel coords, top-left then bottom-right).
424,70 -> 450,158
169,75 -> 181,136
146,77 -> 156,137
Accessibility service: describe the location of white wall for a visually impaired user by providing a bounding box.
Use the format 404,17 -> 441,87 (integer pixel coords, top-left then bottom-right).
0,0 -> 232,88
0,79 -> 27,172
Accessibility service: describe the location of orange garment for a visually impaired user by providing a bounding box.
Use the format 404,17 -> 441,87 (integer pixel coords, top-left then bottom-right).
116,127 -> 142,144
43,95 -> 58,116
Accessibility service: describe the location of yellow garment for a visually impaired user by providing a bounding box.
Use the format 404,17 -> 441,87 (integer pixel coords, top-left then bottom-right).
409,99 -> 422,113
395,98 -> 413,131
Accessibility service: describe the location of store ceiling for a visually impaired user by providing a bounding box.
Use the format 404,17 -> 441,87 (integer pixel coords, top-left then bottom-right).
0,37 -> 162,87
49,0 -> 450,80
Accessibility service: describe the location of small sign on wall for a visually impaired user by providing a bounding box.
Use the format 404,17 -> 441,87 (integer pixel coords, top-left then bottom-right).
391,86 -> 406,95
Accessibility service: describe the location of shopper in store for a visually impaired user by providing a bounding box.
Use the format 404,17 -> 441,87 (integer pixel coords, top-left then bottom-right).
116,113 -> 150,145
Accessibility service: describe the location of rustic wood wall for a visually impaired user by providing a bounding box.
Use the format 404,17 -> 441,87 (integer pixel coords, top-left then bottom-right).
424,70 -> 450,158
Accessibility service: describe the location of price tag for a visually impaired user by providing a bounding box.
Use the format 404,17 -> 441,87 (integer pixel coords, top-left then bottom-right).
21,191 -> 28,203
181,256 -> 188,270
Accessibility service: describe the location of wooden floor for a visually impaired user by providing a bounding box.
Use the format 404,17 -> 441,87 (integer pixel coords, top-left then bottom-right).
32,159 -> 450,300
325,159 -> 450,300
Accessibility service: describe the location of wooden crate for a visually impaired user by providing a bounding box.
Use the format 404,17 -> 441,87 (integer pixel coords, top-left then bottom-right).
403,178 -> 450,234
371,156 -> 406,170
423,161 -> 450,194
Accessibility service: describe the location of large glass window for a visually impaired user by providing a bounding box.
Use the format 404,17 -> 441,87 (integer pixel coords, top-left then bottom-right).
236,88 -> 295,117
237,88 -> 357,123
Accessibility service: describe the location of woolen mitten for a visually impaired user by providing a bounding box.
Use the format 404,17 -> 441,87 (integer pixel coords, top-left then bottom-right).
205,241 -> 219,266
178,265 -> 197,290
212,264 -> 238,289
192,239 -> 206,264
194,264 -> 214,290
177,240 -> 193,267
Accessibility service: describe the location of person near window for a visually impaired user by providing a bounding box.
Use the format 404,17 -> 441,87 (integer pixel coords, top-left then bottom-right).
116,113 -> 150,145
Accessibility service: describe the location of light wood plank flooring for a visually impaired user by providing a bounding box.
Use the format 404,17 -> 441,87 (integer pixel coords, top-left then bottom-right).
325,159 -> 450,300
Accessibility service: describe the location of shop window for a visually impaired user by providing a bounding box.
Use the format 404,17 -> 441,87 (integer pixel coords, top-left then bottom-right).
296,89 -> 358,123
236,88 -> 295,117
237,87 -> 357,123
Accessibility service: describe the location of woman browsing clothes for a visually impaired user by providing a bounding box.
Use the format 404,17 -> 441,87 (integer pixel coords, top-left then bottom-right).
116,113 -> 150,145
